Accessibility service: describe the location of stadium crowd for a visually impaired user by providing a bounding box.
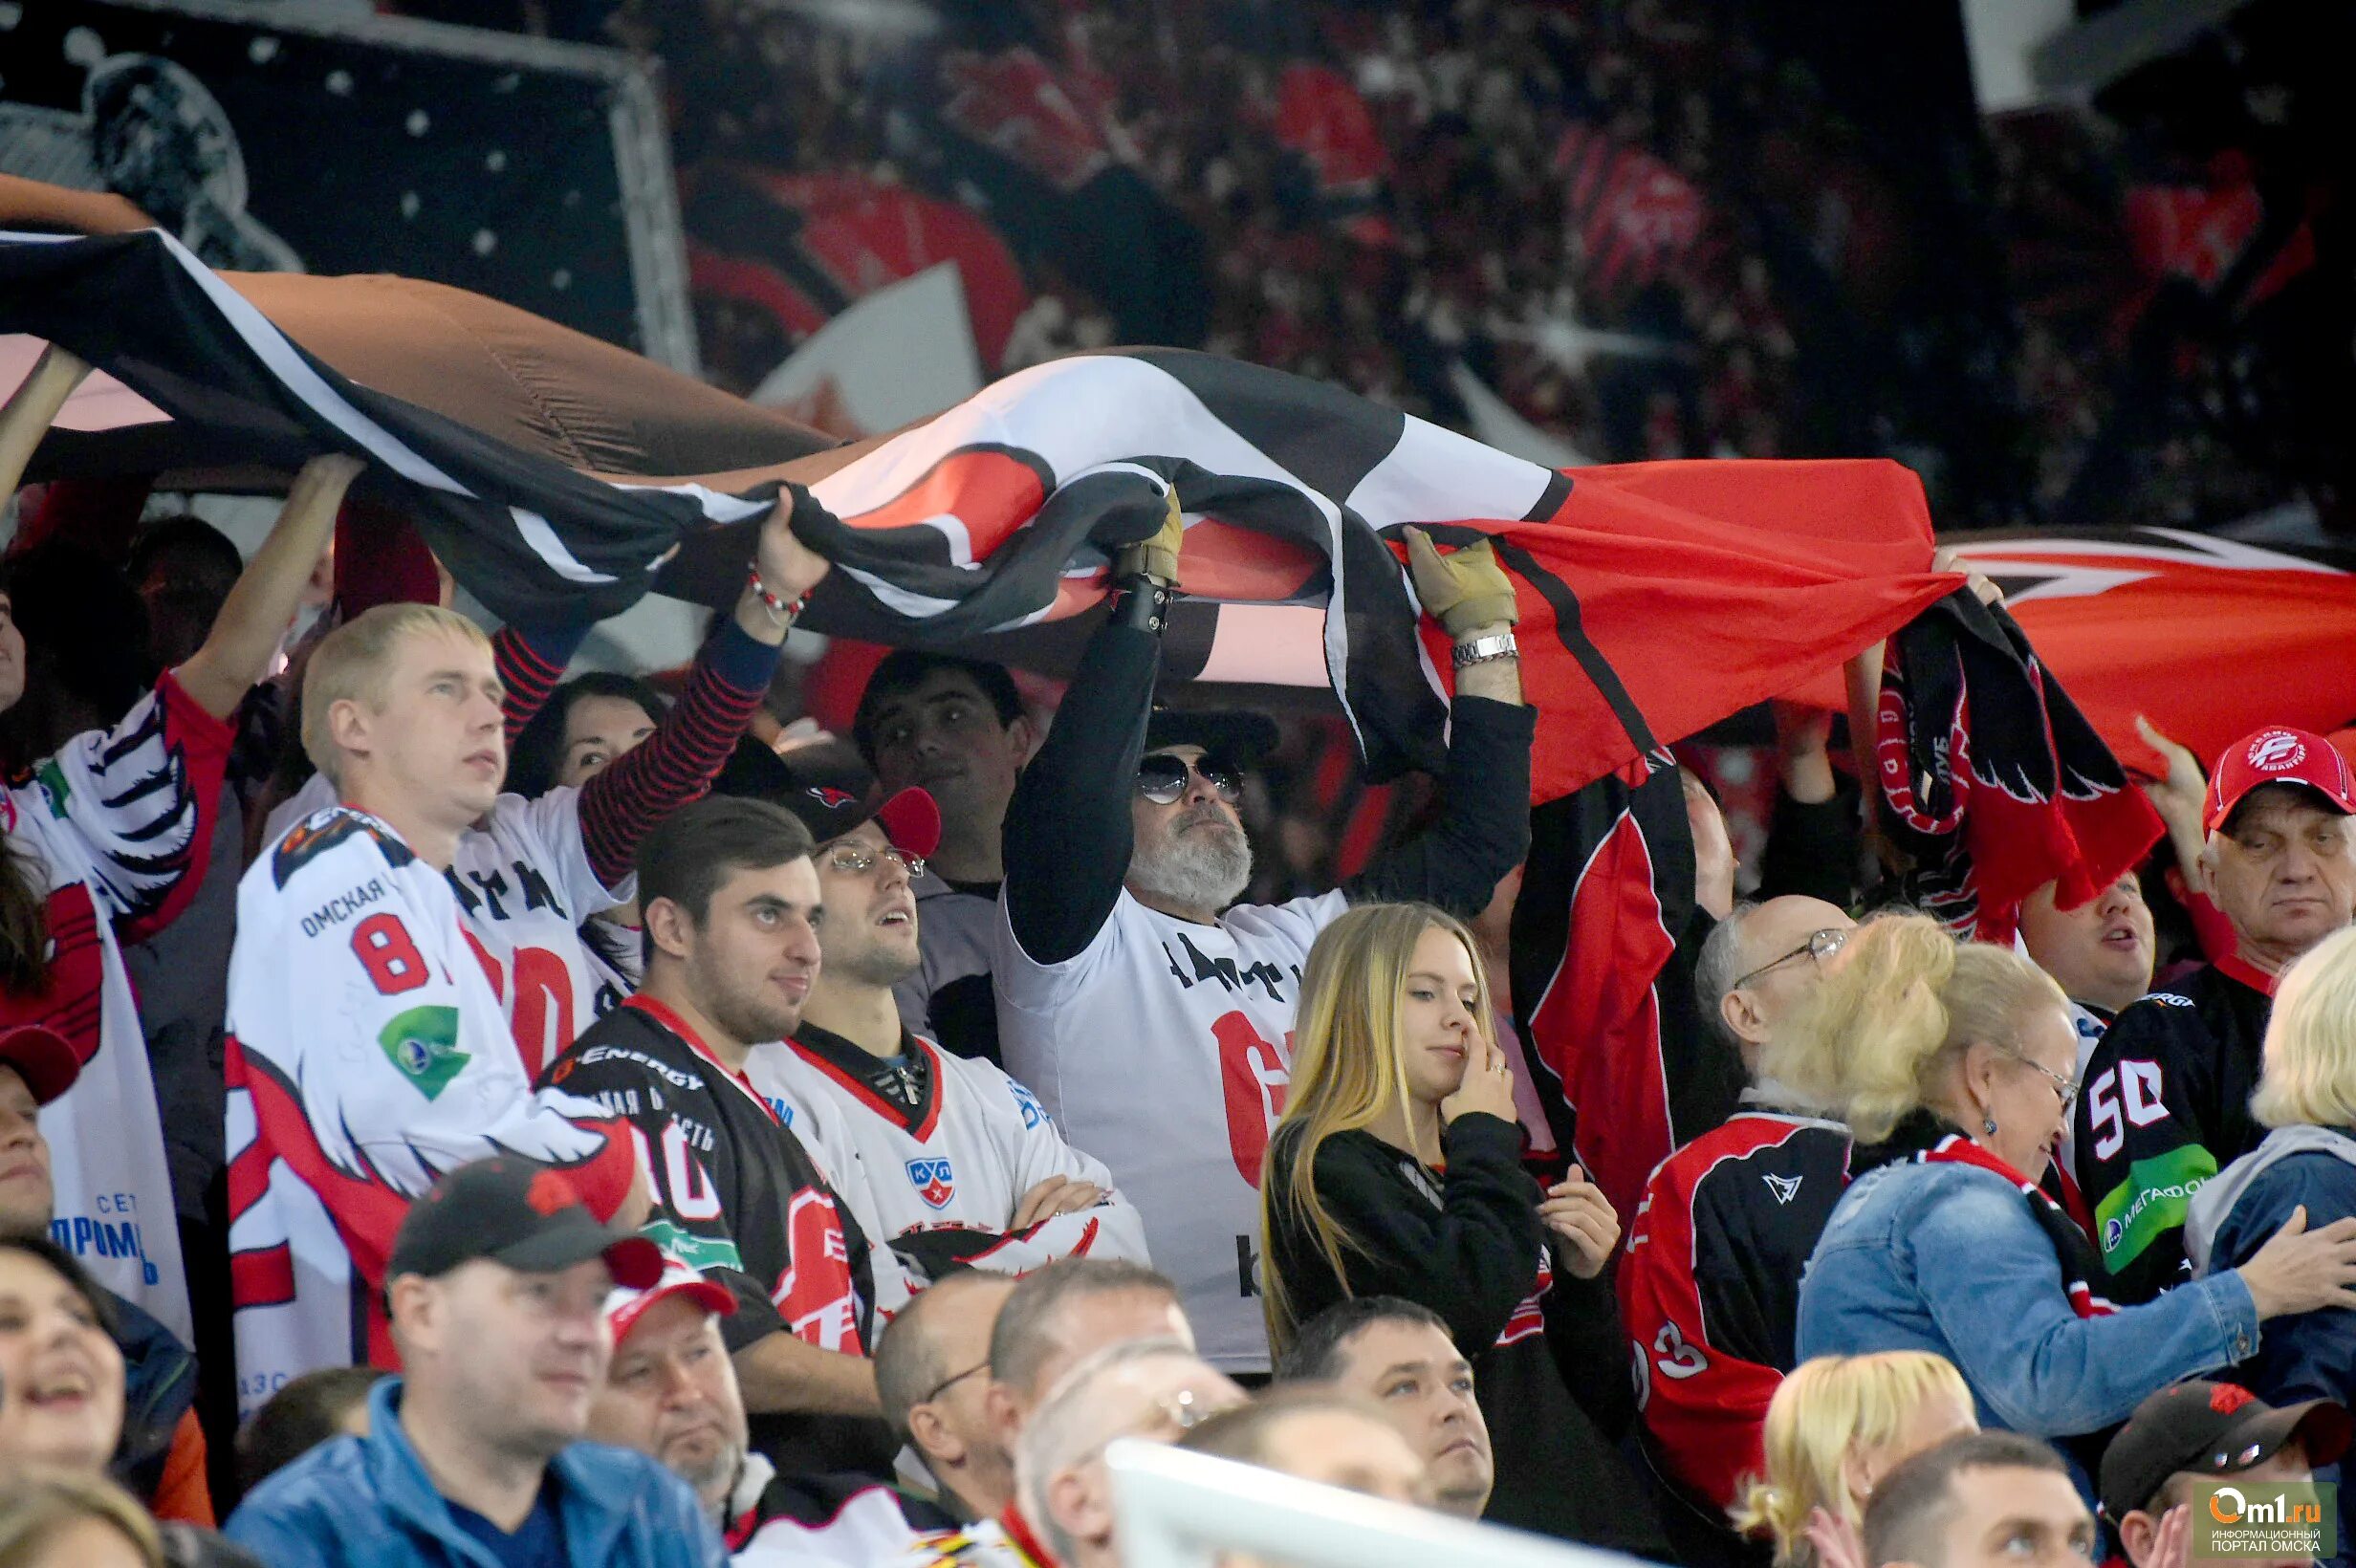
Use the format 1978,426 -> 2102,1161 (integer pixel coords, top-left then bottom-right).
3,313 -> 2356,1568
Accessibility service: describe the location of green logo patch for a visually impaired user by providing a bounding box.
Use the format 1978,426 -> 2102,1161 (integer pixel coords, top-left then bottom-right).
2095,1143 -> 2217,1265
35,759 -> 71,818
640,1220 -> 742,1274
377,1006 -> 468,1100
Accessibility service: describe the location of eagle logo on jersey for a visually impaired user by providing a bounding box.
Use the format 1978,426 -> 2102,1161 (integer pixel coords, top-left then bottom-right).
906,1156 -> 956,1209
377,1005 -> 469,1100
273,808 -> 416,887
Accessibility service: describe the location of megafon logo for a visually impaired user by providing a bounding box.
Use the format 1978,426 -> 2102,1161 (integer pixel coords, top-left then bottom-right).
2247,730 -> 2307,772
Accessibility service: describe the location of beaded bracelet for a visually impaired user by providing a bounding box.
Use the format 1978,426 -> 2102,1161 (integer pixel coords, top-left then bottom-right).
748,565 -> 809,627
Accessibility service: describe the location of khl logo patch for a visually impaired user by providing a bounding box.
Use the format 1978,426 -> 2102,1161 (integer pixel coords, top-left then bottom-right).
906,1156 -> 957,1209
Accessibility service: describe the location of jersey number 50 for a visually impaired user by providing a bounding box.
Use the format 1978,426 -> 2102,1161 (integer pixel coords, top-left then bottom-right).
2084,1060 -> 2167,1162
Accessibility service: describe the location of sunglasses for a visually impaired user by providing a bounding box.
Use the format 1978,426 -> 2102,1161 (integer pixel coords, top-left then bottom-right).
1136,752 -> 1242,806
825,841 -> 926,882
1729,926 -> 1849,991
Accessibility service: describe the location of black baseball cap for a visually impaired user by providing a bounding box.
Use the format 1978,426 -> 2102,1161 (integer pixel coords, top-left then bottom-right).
1143,708 -> 1279,768
387,1158 -> 663,1289
2099,1381 -> 2353,1521
710,736 -> 943,860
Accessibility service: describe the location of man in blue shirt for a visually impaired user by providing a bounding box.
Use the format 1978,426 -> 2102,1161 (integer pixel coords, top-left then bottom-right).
227,1158 -> 726,1568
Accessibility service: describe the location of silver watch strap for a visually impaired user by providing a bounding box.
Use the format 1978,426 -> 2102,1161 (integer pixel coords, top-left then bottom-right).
1451,631 -> 1518,669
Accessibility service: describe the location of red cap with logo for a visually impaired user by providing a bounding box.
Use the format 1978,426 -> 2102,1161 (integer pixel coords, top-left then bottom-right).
2205,727 -> 2356,835
603,1254 -> 738,1345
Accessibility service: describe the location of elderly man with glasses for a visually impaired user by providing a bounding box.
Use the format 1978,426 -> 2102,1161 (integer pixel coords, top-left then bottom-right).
991,501 -> 1537,1379
747,779 -> 1151,1286
1616,895 -> 1862,1551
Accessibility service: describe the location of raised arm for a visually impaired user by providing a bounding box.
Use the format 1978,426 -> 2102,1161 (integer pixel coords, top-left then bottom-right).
573,502 -> 828,884
175,454 -> 360,719
1346,530 -> 1534,916
1000,493 -> 1182,965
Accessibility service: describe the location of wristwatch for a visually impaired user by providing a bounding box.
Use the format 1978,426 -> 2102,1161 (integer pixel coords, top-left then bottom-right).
1451,631 -> 1518,669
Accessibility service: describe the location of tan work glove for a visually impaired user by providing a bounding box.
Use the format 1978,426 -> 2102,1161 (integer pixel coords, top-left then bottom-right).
1113,483 -> 1186,588
1406,527 -> 1518,636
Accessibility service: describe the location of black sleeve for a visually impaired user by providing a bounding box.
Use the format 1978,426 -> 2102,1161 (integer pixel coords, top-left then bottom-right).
1344,697 -> 1536,918
1309,1114 -> 1546,1352
1001,611 -> 1161,966
1755,787 -> 1859,906
1542,1264 -> 1636,1439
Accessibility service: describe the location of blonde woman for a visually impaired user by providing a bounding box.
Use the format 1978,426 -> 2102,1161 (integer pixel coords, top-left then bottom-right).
1790,914 -> 2356,1446
2188,924 -> 2356,1408
0,1470 -> 164,1568
1258,903 -> 1663,1556
1730,1353 -> 1976,1568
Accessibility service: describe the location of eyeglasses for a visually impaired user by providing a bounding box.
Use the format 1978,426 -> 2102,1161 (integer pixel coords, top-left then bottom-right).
2007,1053 -> 2081,1115
1729,926 -> 1848,991
920,1359 -> 990,1405
1136,753 -> 1242,806
826,841 -> 926,882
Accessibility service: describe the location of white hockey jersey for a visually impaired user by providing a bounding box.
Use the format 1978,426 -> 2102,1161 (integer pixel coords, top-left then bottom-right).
5,676 -> 225,1344
224,805 -> 639,1415
993,886 -> 1348,1372
273,773 -> 632,1078
748,1025 -> 1151,1285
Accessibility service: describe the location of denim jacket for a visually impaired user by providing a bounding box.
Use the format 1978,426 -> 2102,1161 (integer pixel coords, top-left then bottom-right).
1795,1158 -> 2260,1438
225,1379 -> 725,1568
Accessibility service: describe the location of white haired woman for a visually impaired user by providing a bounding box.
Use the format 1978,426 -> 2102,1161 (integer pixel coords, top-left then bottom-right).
2189,924 -> 2356,1410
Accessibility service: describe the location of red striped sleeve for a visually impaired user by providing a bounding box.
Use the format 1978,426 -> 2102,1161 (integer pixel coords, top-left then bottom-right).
578,619 -> 778,887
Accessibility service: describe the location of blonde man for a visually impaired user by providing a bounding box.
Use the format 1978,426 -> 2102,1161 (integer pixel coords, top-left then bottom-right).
226,602 -> 647,1414
2189,924 -> 2356,1420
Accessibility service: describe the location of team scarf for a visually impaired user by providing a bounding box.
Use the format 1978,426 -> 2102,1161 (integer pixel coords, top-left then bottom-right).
1917,1130 -> 2116,1320
1876,593 -> 2163,944
0,224 -> 1959,805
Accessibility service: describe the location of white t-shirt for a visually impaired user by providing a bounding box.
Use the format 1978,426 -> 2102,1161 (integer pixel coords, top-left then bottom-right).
224,805 -> 637,1415
273,773 -> 631,1078
748,1029 -> 1151,1285
993,886 -> 1348,1371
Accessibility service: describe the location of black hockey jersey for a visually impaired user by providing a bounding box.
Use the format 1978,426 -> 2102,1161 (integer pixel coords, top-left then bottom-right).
542,994 -> 884,1470
2072,956 -> 2275,1303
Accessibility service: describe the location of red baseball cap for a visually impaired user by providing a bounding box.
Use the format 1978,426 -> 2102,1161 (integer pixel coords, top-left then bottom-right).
2205,727 -> 2356,834
0,1023 -> 81,1106
603,1254 -> 738,1345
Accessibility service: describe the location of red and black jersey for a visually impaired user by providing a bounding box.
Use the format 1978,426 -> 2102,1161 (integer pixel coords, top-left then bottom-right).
1619,1108 -> 1854,1514
541,995 -> 888,1474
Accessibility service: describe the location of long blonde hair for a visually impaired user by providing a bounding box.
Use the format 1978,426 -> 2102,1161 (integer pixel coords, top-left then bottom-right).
1761,913 -> 2065,1142
2253,925 -> 2356,1131
1259,903 -> 1494,1350
1730,1352 -> 1974,1565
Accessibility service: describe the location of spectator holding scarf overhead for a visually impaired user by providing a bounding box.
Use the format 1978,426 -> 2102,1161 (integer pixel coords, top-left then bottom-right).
1258,902 -> 1666,1557
1791,915 -> 2356,1460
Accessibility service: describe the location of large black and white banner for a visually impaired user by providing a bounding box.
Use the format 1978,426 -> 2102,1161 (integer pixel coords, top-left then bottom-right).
0,0 -> 695,369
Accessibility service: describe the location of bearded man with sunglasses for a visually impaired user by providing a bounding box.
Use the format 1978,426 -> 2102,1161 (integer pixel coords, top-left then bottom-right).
992,499 -> 1534,1376
748,782 -> 1152,1285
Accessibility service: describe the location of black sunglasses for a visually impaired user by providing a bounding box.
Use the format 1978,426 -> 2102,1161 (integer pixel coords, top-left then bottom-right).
1137,752 -> 1242,806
